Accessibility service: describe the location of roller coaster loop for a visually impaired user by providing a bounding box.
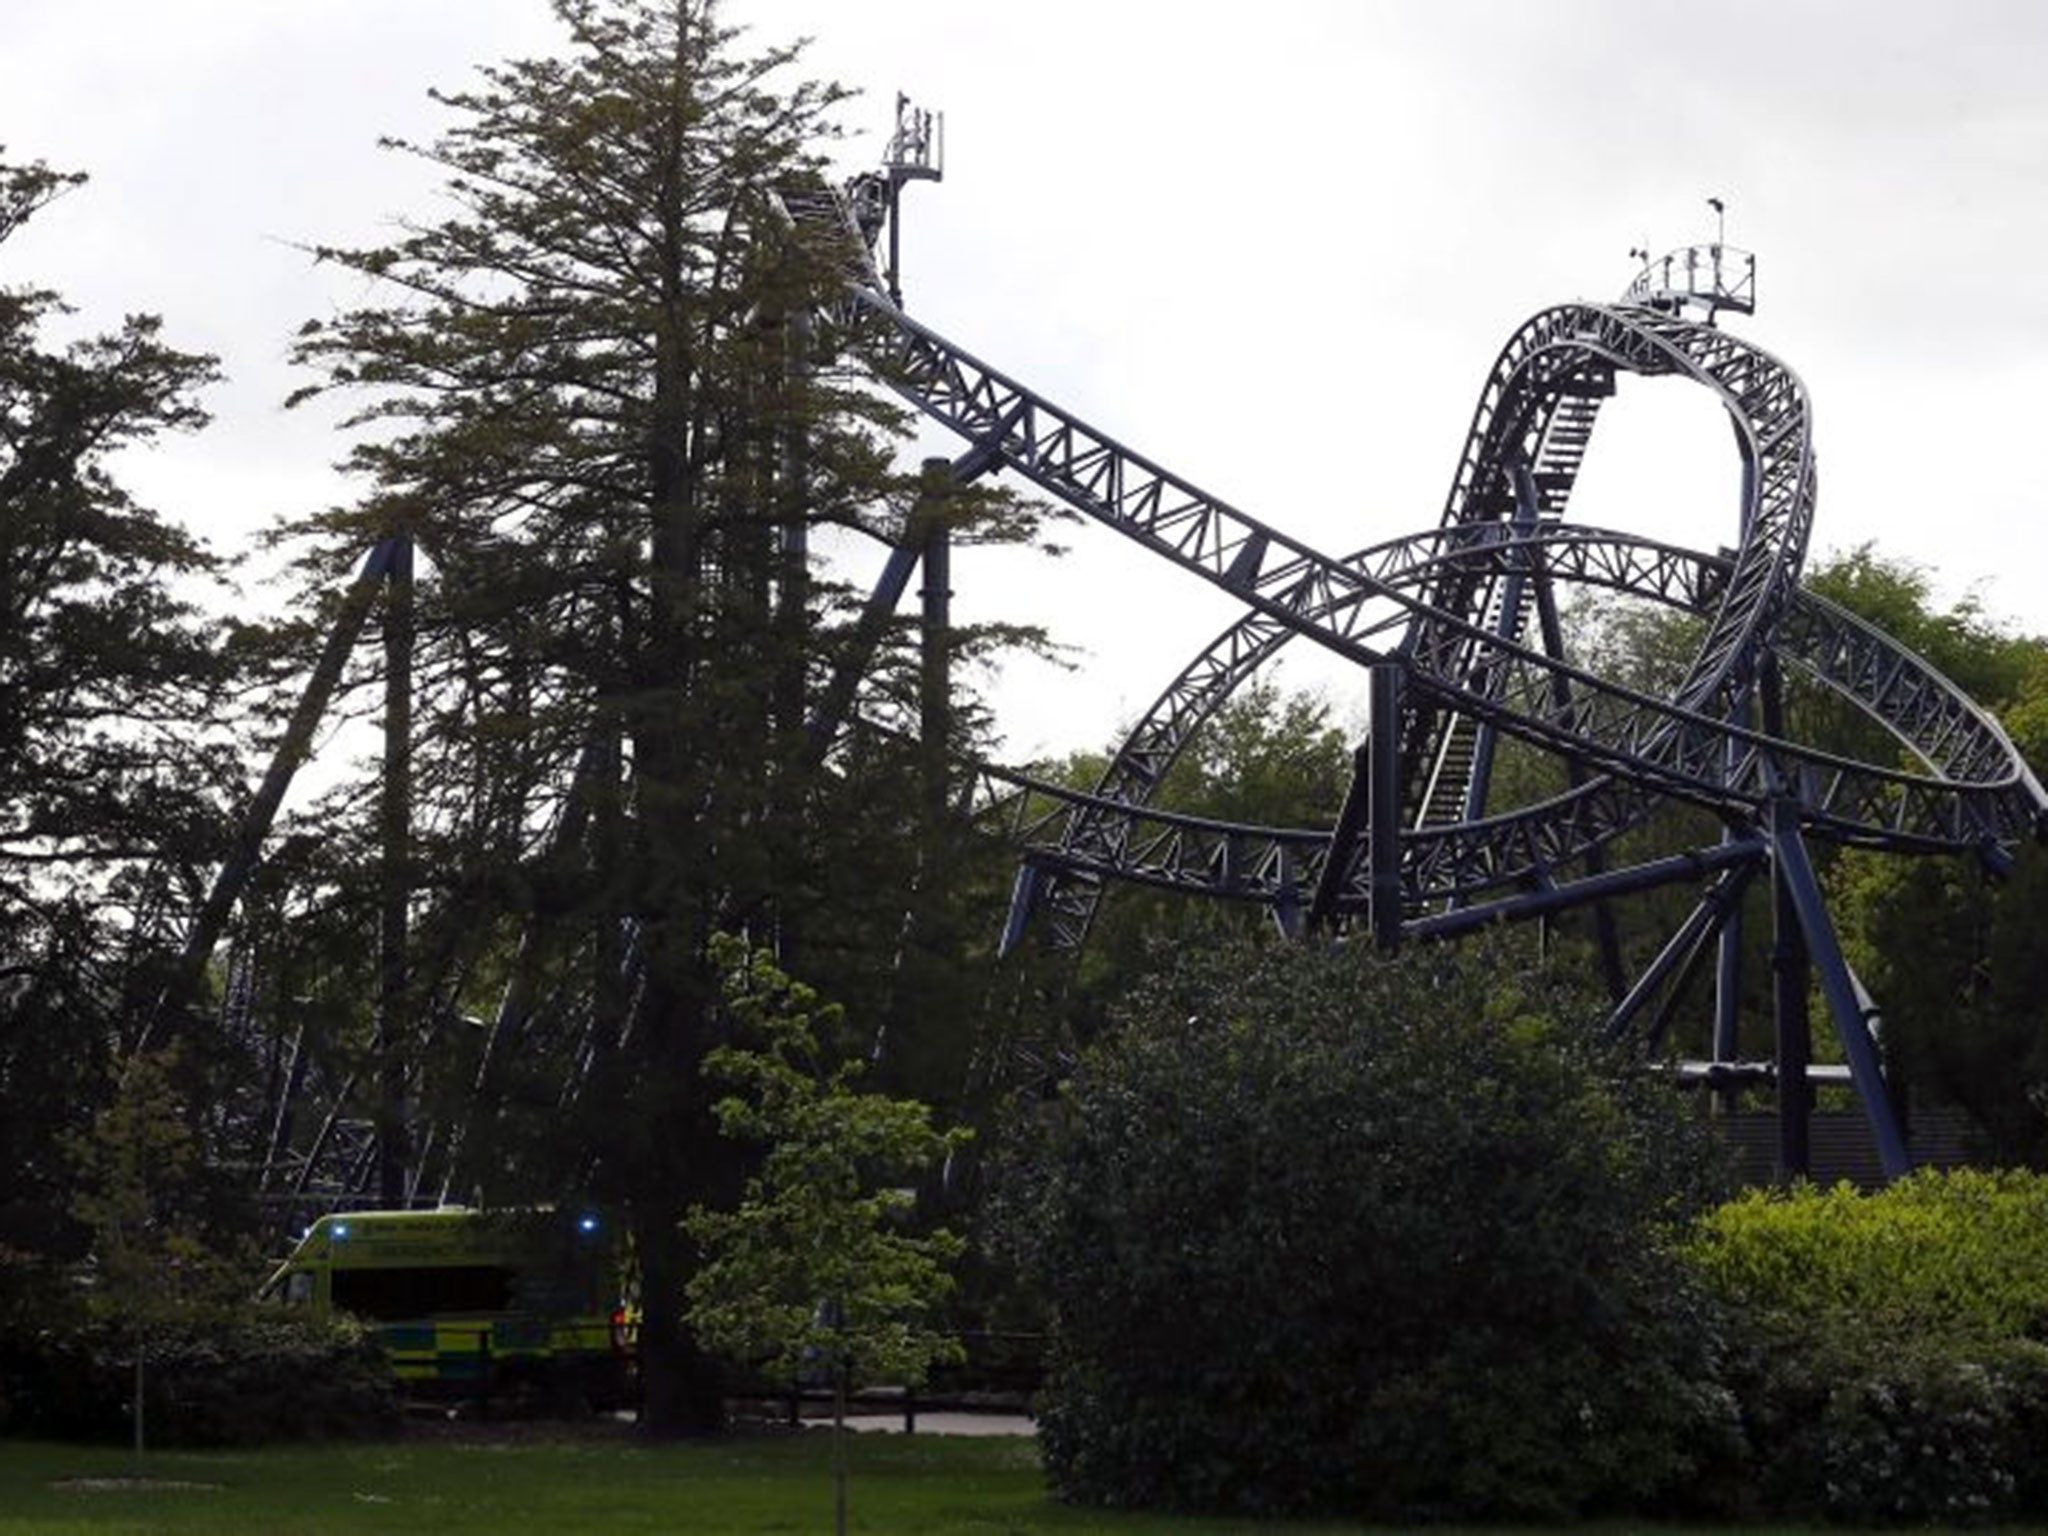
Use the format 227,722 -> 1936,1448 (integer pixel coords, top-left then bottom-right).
175,146 -> 2047,1217
772,174 -> 2048,1184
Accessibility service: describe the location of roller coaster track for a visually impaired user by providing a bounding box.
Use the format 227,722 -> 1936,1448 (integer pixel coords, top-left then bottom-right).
772,184 -> 2041,850
194,165 -> 2048,1215
952,529 -> 2039,915
775,176 -> 2047,1181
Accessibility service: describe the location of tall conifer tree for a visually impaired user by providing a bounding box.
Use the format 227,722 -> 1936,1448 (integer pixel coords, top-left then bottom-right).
0,153 -> 229,1267
281,1 -> 1041,1432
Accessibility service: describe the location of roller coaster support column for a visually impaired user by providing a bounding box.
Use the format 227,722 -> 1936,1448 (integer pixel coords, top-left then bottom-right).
1765,931 -> 1812,1171
777,310 -> 813,747
1461,470 -> 1544,825
1525,516 -> 1627,1000
1368,664 -> 1404,951
143,535 -> 405,1051
804,442 -> 987,771
1763,646 -> 1812,1177
1768,797 -> 1912,1181
376,530 -> 414,1208
1713,712 -> 1750,1115
918,457 -> 954,825
1715,422 -> 1762,1112
881,96 -> 943,309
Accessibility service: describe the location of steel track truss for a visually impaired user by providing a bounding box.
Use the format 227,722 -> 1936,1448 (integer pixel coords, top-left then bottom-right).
181,172 -> 2048,1215
954,529 -> 2038,915
773,180 -> 2046,1179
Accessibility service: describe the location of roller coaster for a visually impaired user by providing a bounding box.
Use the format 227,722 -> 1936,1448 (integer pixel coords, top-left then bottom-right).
184,102 -> 2047,1215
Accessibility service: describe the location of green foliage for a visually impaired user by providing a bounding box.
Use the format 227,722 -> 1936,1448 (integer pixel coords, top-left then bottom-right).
1715,1319 -> 2048,1526
0,147 -> 232,1272
272,1 -> 1052,1433
65,1048 -> 250,1321
1807,544 -> 2045,716
1670,548 -> 2048,1523
1569,588 -> 1709,705
1040,679 -> 1351,838
60,1046 -> 271,1452
1147,677 -> 1352,830
685,934 -> 967,1393
1029,680 -> 1353,1047
1565,544 -> 2048,1105
1689,1168 -> 2048,1343
1809,547 -> 2048,1162
12,1051 -> 392,1452
2002,646 -> 2048,770
1686,1170 -> 2048,1524
998,932 -> 1735,1522
0,1305 -> 399,1446
1838,839 -> 2048,1165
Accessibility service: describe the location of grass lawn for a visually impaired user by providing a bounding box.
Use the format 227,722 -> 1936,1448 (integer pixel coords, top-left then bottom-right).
0,1425 -> 2006,1535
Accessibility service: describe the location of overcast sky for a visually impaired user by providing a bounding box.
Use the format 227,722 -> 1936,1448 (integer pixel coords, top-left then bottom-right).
7,1 -> 2048,760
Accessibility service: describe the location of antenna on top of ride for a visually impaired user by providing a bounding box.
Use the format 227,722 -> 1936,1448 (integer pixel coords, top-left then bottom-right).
887,93 -> 944,183
848,94 -> 944,308
1620,196 -> 1755,324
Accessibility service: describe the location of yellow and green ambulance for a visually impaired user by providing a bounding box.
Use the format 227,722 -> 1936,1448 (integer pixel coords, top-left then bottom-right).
263,1206 -> 637,1408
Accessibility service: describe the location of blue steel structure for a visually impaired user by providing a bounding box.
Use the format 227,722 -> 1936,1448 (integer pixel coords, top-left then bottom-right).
774,153 -> 2047,1184
183,114 -> 2046,1211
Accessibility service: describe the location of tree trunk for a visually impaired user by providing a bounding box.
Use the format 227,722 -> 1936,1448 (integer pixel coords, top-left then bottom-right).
833,1362 -> 849,1536
633,1198 -> 726,1437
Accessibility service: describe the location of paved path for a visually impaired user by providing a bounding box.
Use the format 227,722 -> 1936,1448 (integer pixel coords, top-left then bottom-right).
810,1409 -> 1035,1437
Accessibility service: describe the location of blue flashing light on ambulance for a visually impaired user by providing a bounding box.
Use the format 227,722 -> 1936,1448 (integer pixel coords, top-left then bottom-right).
262,1206 -> 637,1408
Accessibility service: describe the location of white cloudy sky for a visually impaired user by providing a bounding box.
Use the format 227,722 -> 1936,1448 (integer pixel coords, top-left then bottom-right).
7,0 -> 2048,759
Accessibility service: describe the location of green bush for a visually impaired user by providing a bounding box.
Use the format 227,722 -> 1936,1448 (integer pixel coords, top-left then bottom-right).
0,1303 -> 400,1445
1714,1319 -> 2048,1525
1688,1170 -> 2048,1524
997,934 -> 1737,1522
1690,1168 -> 2048,1341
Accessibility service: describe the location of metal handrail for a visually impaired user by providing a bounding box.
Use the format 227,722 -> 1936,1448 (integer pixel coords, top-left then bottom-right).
1623,244 -> 1756,318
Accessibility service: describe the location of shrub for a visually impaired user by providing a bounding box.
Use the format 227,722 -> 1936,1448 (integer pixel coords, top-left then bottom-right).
1690,1168 -> 2048,1341
996,933 -> 1736,1521
1715,1318 -> 2048,1525
0,1302 -> 400,1445
1688,1169 -> 2048,1524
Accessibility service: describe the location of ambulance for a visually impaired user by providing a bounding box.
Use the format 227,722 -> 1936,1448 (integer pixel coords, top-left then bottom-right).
263,1206 -> 637,1408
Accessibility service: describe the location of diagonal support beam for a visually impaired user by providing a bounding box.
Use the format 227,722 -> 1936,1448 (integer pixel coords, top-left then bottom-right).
1306,739 -> 1371,933
997,861 -> 1043,959
1646,860 -> 1760,1053
1768,799 -> 1912,1181
807,441 -> 998,769
1604,863 -> 1754,1045
145,535 -> 405,1050
806,539 -> 924,764
1408,837 -> 1764,942
1367,664 -> 1405,950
